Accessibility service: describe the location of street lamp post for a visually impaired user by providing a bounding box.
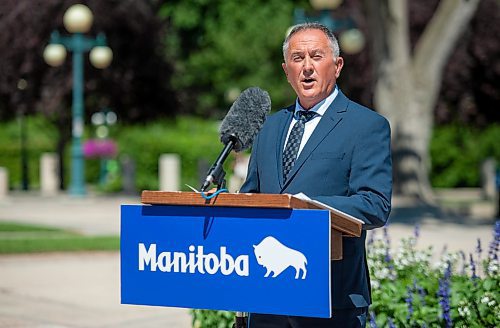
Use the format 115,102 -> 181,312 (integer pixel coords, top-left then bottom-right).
17,78 -> 29,191
43,4 -> 112,196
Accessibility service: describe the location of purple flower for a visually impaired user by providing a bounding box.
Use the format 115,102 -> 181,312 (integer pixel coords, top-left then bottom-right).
476,238 -> 482,261
405,285 -> 413,320
367,231 -> 374,246
83,139 -> 118,158
470,253 -> 478,280
413,223 -> 420,239
437,261 -> 452,328
384,248 -> 392,263
369,311 -> 377,328
415,280 -> 426,306
488,221 -> 499,261
388,318 -> 396,328
383,226 -> 392,263
383,225 -> 390,246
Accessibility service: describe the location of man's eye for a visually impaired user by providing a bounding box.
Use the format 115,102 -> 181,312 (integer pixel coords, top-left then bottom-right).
292,56 -> 302,62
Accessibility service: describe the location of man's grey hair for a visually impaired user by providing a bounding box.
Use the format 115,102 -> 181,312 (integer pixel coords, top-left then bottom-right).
282,22 -> 340,61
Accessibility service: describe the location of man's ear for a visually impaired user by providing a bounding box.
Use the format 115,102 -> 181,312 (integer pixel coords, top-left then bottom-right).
335,57 -> 344,78
282,62 -> 288,78
282,62 -> 291,83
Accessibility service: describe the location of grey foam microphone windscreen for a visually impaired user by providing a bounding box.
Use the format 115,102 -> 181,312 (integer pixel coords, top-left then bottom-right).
219,87 -> 271,152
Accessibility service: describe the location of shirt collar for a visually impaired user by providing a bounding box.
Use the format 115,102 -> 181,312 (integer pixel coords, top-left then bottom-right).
294,86 -> 339,118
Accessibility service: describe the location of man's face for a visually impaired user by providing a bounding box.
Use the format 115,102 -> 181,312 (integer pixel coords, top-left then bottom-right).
282,29 -> 344,110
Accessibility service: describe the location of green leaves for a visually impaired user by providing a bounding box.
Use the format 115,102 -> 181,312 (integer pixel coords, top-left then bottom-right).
431,124 -> 500,188
191,309 -> 234,328
367,225 -> 500,327
159,0 -> 299,116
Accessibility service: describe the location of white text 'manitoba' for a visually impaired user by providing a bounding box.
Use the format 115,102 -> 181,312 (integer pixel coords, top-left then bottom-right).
138,243 -> 249,276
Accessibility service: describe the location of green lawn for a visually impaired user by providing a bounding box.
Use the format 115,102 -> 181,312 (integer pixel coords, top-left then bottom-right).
0,222 -> 119,254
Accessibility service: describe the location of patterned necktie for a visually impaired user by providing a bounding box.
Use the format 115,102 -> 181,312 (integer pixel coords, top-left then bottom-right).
282,110 -> 317,180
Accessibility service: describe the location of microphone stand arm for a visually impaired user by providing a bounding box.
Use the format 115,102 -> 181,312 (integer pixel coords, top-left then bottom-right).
200,135 -> 248,326
200,137 -> 236,192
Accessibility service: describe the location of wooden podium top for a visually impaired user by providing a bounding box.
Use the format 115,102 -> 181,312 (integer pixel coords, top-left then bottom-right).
141,190 -> 362,237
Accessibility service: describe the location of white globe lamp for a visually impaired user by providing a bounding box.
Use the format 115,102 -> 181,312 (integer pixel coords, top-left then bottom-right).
63,4 -> 94,34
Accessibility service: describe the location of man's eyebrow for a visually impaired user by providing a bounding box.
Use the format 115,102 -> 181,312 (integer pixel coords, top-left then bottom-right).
310,48 -> 326,55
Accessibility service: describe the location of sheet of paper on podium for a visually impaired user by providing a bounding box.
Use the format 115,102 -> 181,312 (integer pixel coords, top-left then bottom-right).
293,192 -> 364,225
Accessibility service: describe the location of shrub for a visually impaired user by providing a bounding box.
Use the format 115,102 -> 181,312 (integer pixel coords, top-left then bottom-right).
2,119 -> 499,191
367,222 -> 499,327
0,116 -> 227,192
0,116 -> 58,189
430,124 -> 500,188
114,117 -> 224,191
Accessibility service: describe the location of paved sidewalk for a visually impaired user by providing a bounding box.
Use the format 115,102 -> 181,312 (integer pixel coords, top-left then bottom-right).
0,193 -> 191,328
0,191 -> 497,327
0,193 -> 139,236
0,252 -> 191,328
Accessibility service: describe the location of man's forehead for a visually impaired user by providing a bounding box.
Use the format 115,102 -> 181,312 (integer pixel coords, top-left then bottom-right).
288,30 -> 329,48
288,41 -> 329,54
289,29 -> 328,42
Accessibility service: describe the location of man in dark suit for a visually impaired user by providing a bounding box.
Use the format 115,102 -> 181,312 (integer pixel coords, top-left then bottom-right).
239,22 -> 392,327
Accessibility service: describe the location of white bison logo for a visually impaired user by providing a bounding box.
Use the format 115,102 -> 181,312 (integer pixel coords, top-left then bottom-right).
253,236 -> 307,279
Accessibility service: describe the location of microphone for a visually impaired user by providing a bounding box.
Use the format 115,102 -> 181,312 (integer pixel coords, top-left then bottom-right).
200,87 -> 271,192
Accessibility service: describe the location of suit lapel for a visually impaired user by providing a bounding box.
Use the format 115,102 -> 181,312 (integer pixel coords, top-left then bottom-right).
281,91 -> 349,191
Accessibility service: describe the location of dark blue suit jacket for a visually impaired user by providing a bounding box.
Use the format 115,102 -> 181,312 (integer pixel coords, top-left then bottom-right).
240,90 -> 392,309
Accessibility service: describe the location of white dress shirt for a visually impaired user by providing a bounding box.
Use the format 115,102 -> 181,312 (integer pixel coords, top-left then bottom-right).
283,87 -> 339,157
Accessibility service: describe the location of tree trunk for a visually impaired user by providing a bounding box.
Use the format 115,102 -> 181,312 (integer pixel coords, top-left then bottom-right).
365,0 -> 480,202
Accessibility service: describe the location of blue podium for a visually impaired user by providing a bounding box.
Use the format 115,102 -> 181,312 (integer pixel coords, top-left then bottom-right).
121,191 -> 361,318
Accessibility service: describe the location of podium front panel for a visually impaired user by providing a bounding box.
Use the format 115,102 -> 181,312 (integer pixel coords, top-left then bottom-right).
121,205 -> 332,318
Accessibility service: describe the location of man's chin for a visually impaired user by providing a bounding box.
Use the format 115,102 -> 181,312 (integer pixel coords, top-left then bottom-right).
299,92 -> 319,101
298,94 -> 321,109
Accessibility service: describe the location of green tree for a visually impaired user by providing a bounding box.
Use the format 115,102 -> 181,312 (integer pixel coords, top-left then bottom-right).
160,0 -> 309,117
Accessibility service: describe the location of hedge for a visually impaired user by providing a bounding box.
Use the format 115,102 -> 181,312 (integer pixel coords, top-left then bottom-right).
0,115 -> 224,192
1,117 -> 499,192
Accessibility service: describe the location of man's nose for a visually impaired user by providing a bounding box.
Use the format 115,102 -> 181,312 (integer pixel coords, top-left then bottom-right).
303,56 -> 314,74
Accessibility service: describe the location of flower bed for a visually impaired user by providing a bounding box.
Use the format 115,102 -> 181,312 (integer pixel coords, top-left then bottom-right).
367,221 -> 499,327
191,221 -> 499,327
